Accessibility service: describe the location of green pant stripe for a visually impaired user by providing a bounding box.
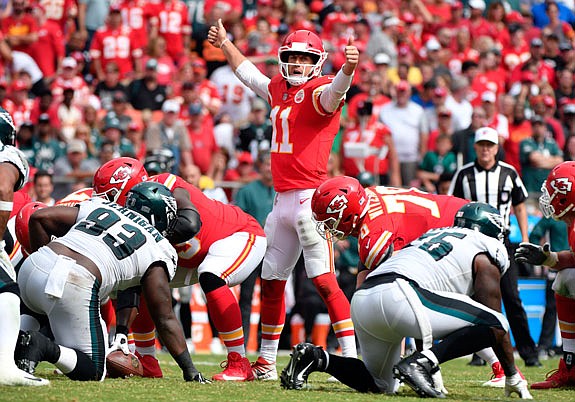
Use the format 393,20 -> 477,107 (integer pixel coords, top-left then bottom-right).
410,283 -> 504,329
89,280 -> 105,378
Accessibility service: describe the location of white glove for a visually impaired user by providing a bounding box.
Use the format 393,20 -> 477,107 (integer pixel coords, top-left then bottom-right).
505,373 -> 533,399
514,242 -> 558,267
431,368 -> 448,395
109,333 -> 130,355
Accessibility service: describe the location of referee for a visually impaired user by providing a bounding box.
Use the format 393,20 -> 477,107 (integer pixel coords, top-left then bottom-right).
448,126 -> 541,367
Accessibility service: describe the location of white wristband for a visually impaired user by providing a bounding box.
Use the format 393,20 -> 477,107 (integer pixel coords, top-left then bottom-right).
0,201 -> 13,211
220,38 -> 229,48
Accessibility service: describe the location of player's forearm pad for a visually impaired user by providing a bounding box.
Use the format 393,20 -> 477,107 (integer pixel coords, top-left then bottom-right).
169,208 -> 202,245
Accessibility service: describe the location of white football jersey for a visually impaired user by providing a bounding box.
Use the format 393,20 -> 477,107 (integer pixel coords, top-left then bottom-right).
53,198 -> 178,298
367,227 -> 509,296
210,64 -> 256,126
0,142 -> 29,191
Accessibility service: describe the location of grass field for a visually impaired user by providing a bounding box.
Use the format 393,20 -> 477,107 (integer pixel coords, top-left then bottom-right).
1,352 -> 574,401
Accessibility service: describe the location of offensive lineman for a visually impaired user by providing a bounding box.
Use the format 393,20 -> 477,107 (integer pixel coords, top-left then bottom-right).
14,182 -> 207,382
281,203 -> 532,399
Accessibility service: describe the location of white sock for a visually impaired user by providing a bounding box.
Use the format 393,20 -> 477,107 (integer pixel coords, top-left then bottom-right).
259,339 -> 279,364
0,292 -> 21,366
338,335 -> 357,358
20,314 -> 41,332
421,349 -> 439,365
55,346 -> 78,374
476,348 -> 498,366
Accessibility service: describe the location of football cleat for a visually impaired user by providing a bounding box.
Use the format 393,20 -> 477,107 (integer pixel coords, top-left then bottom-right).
251,356 -> 278,381
14,331 -> 55,375
0,366 -> 49,386
280,342 -> 326,390
212,352 -> 254,381
135,352 -> 163,378
482,362 -> 505,388
531,358 -> 575,389
393,351 -> 446,398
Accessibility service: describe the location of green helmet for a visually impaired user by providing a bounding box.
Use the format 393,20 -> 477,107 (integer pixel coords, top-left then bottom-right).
454,202 -> 505,241
125,182 -> 177,237
356,171 -> 375,187
0,107 -> 17,146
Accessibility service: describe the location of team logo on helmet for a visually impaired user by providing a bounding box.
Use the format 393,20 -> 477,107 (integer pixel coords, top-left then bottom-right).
326,195 -> 348,214
550,177 -> 573,194
160,193 -> 177,215
110,166 -> 133,186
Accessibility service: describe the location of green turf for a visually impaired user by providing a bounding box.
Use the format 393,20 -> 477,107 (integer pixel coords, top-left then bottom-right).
1,353 -> 573,401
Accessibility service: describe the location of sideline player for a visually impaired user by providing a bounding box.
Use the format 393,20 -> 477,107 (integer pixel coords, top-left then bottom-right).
208,20 -> 360,379
281,203 -> 532,399
0,107 -> 48,386
515,161 -> 575,389
15,182 -> 208,382
93,158 -> 267,381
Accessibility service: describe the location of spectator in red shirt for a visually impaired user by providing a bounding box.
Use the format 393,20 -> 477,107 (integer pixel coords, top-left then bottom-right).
142,36 -> 177,86
505,100 -> 532,173
1,0 -> 38,56
531,94 -> 565,149
511,37 -> 556,87
119,0 -> 155,51
502,24 -> 530,72
29,5 -> 64,81
149,0 -> 191,63
485,0 -> 510,49
51,57 -> 90,106
90,5 -> 142,83
244,0 -> 281,34
38,0 -> 77,36
468,0 -> 495,43
9,80 -> 34,129
190,58 -> 221,121
187,103 -> 217,175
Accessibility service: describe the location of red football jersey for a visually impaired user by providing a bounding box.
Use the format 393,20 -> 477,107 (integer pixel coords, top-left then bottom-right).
267,75 -> 343,192
120,0 -> 153,50
358,187 -> 469,270
10,190 -> 32,219
90,25 -> 141,79
149,0 -> 191,60
151,174 -> 264,269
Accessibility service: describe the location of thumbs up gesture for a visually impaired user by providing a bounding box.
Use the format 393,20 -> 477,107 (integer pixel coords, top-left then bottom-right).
208,18 -> 228,48
343,34 -> 359,76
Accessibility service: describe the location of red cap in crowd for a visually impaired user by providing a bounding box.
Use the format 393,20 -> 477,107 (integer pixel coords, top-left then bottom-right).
433,87 -> 447,97
396,80 -> 411,92
12,80 -> 28,91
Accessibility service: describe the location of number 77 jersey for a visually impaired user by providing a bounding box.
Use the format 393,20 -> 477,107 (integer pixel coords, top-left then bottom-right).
358,187 -> 469,270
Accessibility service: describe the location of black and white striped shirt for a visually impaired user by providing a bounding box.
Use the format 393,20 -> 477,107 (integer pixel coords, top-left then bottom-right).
448,160 -> 528,230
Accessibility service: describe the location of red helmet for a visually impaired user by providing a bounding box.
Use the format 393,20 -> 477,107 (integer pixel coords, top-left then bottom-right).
15,201 -> 47,256
93,158 -> 148,205
311,176 -> 369,240
56,187 -> 93,207
540,161 -> 575,220
278,30 -> 327,86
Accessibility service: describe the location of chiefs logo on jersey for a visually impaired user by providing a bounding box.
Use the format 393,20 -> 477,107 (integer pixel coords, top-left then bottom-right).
326,195 -> 348,214
110,166 -> 133,185
550,177 -> 573,194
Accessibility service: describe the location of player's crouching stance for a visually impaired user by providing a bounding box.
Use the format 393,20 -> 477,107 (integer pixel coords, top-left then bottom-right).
14,182 -> 208,382
281,202 -> 532,399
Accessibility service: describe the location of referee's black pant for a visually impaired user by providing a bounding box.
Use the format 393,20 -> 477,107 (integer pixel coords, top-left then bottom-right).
502,237 -> 539,363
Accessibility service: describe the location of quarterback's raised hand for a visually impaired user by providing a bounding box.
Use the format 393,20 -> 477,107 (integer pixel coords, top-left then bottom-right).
514,242 -> 558,267
342,35 -> 359,76
208,18 -> 228,48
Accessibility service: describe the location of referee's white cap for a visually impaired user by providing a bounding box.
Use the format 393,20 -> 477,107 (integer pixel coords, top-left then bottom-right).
474,127 -> 498,144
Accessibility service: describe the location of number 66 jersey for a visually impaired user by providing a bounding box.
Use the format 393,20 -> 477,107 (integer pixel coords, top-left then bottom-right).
367,227 -> 509,295
358,187 -> 469,270
53,198 -> 177,298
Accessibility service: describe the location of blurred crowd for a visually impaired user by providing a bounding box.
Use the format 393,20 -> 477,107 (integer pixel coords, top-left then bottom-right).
1,0 -> 574,204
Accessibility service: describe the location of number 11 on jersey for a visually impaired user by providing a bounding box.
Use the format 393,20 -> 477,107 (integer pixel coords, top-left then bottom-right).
270,106 -> 293,154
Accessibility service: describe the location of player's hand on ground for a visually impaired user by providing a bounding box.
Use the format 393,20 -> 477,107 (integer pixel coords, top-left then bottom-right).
184,370 -> 211,384
342,35 -> 359,75
109,333 -> 130,355
208,18 -> 228,48
514,242 -> 558,267
505,374 -> 533,399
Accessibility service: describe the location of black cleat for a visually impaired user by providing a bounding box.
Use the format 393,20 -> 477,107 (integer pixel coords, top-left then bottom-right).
393,351 -> 445,398
14,331 -> 54,374
280,343 -> 326,390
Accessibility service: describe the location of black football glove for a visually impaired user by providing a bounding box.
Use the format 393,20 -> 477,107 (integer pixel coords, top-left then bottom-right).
514,242 -> 558,267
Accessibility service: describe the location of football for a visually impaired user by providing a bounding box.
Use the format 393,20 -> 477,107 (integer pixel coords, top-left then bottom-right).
106,351 -> 144,378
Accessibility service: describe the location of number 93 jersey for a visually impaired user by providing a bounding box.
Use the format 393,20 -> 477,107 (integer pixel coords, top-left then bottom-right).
368,227 -> 509,296
358,187 -> 469,270
53,198 -> 178,298
0,143 -> 29,191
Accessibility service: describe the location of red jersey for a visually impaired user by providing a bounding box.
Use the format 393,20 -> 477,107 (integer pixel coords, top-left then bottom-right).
267,74 -> 343,192
10,190 -> 32,219
120,0 -> 154,50
1,14 -> 37,54
342,118 -> 392,177
151,173 -> 264,269
149,0 -> 191,60
358,187 -> 469,270
90,25 -> 141,79
29,20 -> 65,78
39,0 -> 77,31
